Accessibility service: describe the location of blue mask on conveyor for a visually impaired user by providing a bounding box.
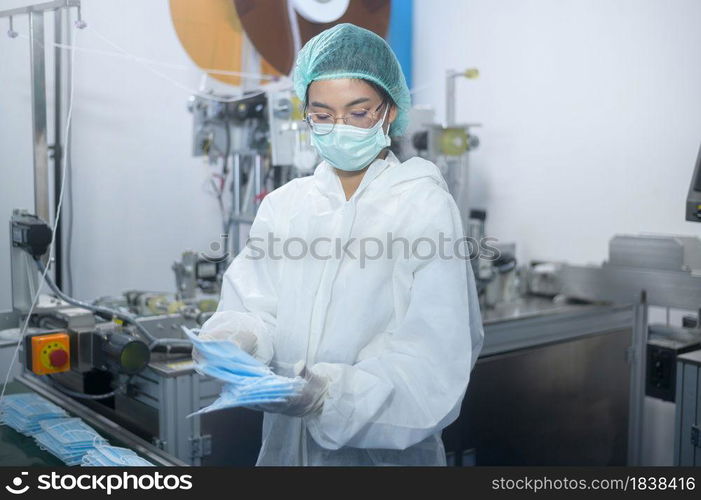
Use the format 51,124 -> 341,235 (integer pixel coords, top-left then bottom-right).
81,445 -> 154,467
35,418 -> 106,465
0,393 -> 68,436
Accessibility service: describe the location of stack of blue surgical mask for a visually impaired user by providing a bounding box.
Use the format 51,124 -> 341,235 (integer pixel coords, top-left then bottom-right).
34,418 -> 107,466
184,328 -> 304,416
0,393 -> 68,436
81,445 -> 154,467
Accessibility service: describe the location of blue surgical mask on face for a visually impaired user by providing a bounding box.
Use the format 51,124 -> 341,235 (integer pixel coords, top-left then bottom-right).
311,107 -> 391,171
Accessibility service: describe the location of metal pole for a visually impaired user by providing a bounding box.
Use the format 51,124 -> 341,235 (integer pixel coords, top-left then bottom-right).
231,154 -> 241,254
445,70 -> 455,126
29,10 -> 50,223
627,292 -> 648,465
254,155 -> 262,208
0,0 -> 80,18
53,7 -> 64,290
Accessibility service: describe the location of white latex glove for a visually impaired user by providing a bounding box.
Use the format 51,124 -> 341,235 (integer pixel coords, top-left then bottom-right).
193,311 -> 266,364
191,330 -> 258,364
249,366 -> 329,418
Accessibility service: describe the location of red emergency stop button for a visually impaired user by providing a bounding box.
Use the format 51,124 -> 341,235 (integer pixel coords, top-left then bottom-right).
49,349 -> 68,367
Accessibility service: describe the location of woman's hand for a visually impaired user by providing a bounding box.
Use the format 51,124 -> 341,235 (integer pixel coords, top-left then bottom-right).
247,367 -> 329,418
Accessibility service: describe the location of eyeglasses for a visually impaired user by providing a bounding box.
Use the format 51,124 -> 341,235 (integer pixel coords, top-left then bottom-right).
305,101 -> 386,135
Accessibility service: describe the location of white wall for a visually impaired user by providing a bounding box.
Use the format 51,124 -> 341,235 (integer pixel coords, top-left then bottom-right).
413,0 -> 701,267
0,0 -> 228,309
3,0 -> 701,313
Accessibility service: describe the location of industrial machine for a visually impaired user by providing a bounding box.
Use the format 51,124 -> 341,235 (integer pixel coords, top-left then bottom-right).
686,143 -> 701,223
561,235 -> 701,310
5,210 -> 267,465
647,323 -> 701,403
444,298 -> 634,466
675,349 -> 701,465
188,87 -> 317,255
395,68 -> 481,234
559,234 -> 701,465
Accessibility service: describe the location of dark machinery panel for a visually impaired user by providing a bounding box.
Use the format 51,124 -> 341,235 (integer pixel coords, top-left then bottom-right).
444,328 -> 631,465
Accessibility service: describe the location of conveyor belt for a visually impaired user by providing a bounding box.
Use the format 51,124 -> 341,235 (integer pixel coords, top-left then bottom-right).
0,382 -> 63,466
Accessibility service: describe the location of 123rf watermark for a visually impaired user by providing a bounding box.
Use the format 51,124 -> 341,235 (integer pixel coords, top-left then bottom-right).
201,232 -> 503,269
4,471 -> 192,496
492,475 -> 696,493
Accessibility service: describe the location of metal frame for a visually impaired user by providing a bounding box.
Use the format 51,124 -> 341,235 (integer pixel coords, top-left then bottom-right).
0,0 -> 81,221
482,303 -> 634,356
28,10 -> 49,223
1,0 -> 81,289
127,361 -> 222,465
674,349 -> 701,465
561,264 -> 701,311
52,6 -> 70,291
228,154 -> 261,255
0,0 -> 80,18
628,298 -> 649,465
561,260 -> 701,464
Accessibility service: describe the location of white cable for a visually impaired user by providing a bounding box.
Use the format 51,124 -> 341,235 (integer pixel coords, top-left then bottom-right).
15,30 -> 273,103
59,30 -> 443,100
87,27 -> 270,102
51,41 -> 277,80
198,73 -> 208,92
409,78 -> 441,96
0,18 -> 78,408
15,28 -> 276,80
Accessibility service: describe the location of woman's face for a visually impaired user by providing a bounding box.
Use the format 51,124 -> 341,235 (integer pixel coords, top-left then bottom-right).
306,78 -> 397,134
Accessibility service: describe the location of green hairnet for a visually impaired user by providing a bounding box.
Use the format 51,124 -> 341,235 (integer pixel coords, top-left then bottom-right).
293,23 -> 411,137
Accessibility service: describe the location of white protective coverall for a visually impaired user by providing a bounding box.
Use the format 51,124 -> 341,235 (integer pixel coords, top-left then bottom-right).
207,151 -> 484,465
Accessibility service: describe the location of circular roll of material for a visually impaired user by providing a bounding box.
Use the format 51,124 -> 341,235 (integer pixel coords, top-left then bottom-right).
169,0 -> 280,86
234,0 -> 390,76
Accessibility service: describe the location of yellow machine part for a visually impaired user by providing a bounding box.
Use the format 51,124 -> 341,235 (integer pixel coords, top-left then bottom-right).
439,128 -> 470,156
167,300 -> 186,314
31,333 -> 71,375
197,299 -> 219,312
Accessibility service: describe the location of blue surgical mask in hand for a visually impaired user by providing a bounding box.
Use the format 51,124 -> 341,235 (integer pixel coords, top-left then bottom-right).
184,327 -> 270,373
184,326 -> 306,417
187,377 -> 305,417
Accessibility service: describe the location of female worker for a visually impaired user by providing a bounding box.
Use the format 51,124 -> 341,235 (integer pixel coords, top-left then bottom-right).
197,23 -> 484,466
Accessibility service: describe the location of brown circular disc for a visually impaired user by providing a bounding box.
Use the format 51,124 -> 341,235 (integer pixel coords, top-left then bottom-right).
233,0 -> 391,76
169,0 -> 281,86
